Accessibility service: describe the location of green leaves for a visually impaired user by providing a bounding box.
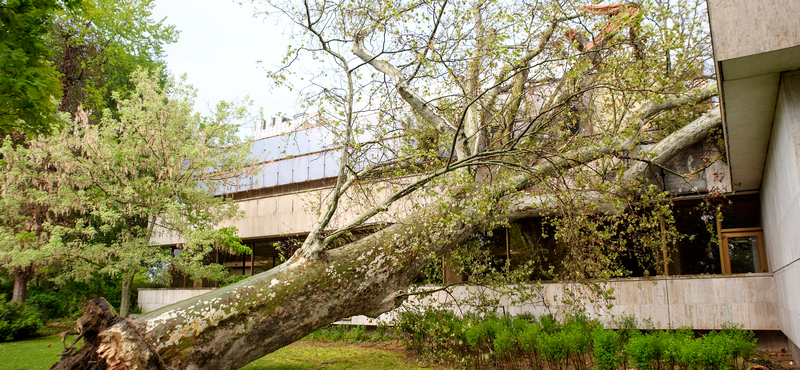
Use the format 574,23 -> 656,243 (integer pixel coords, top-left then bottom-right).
0,0 -> 64,136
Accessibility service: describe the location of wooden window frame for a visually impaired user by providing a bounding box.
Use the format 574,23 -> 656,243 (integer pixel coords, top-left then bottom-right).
718,227 -> 768,274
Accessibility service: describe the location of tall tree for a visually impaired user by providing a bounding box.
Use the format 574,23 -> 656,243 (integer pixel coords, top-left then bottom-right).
0,125 -> 74,301
48,0 -> 177,115
0,0 -> 177,304
0,0 -> 65,136
47,69 -> 253,317
52,0 -> 720,369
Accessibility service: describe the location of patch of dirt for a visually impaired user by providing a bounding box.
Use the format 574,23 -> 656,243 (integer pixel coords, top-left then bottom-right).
750,350 -> 799,370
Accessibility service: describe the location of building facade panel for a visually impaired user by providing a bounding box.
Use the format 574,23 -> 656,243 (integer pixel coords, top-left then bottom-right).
760,71 -> 800,353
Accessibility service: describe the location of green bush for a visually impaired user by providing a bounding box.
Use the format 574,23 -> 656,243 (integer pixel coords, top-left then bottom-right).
0,296 -> 43,342
396,309 -> 758,370
626,332 -> 664,370
395,307 -> 469,362
593,329 -> 623,370
27,292 -> 68,320
302,325 -> 375,343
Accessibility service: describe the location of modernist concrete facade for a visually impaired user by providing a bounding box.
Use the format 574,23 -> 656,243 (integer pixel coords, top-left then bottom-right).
140,0 -> 800,358
708,0 -> 800,358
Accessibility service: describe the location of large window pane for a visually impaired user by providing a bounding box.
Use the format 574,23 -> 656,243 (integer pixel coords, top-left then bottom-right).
277,158 -> 293,185
293,155 -> 309,183
308,152 -> 325,180
262,162 -> 279,187
728,236 -> 760,273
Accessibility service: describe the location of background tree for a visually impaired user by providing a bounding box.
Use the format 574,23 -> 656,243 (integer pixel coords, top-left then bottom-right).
0,0 -> 66,137
52,0 -> 722,369
48,0 -> 177,115
0,0 -> 177,307
45,69 -> 253,317
0,126 -> 74,302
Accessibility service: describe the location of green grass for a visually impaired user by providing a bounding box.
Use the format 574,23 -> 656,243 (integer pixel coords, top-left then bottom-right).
1,335 -> 441,370
300,325 -> 393,343
0,335 -> 72,370
240,344 -> 434,370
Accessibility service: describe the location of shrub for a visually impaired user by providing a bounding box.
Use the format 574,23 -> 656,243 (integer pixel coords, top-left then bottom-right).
395,307 -> 468,362
537,329 -> 571,368
593,329 -> 622,370
626,332 -> 664,370
27,292 -> 68,320
395,309 -> 758,370
0,296 -> 43,342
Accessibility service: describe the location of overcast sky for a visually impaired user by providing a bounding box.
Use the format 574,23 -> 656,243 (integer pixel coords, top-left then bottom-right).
152,0 -> 298,137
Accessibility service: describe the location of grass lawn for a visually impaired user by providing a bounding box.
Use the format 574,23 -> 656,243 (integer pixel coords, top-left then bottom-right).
0,336 -> 444,370
0,335 -> 70,370
241,342 -> 441,370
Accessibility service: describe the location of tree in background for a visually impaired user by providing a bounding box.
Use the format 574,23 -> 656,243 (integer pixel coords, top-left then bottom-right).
1,0 -> 177,309
50,0 -> 722,368
44,69 -> 253,317
48,0 -> 177,115
0,124 -> 74,302
0,0 -> 66,136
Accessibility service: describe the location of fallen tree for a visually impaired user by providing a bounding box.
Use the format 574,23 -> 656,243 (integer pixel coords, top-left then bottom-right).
52,0 -> 720,368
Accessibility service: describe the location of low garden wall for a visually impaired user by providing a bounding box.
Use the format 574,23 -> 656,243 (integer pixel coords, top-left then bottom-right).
138,273 -> 779,330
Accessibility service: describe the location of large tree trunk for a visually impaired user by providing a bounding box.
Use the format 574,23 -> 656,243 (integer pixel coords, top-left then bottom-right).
12,265 -> 31,302
57,195 -> 488,370
52,107 -> 721,370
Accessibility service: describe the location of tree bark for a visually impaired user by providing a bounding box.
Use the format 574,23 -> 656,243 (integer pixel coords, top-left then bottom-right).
119,268 -> 137,318
12,265 -> 31,302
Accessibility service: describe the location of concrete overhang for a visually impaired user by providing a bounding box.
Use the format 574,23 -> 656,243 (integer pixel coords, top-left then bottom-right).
707,0 -> 800,191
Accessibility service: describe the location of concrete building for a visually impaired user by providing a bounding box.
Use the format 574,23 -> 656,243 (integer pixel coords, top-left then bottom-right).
141,0 -> 800,358
707,0 -> 800,358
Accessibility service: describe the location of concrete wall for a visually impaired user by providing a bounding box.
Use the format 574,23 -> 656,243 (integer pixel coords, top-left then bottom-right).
761,70 -> 800,353
141,275 -> 779,331
150,178 -> 431,245
395,275 -> 779,330
707,0 -> 800,63
138,288 -> 215,314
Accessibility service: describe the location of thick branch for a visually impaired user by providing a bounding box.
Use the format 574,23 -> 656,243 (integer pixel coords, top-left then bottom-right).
352,36 -> 461,142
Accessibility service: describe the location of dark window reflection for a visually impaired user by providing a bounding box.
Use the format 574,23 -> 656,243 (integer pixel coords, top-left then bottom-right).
728,236 -> 760,273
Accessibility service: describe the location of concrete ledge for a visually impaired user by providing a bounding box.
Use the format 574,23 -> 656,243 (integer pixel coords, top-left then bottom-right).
139,274 -> 779,331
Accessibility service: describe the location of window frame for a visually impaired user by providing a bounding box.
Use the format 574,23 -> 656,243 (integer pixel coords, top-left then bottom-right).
718,227 -> 767,274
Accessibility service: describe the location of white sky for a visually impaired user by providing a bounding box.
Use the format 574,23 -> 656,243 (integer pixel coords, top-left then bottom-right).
152,0 -> 299,137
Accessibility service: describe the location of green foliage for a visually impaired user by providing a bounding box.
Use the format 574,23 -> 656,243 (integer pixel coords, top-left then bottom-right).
0,0 -> 65,136
48,0 -> 177,115
0,295 -> 43,341
626,332 -> 664,370
220,274 -> 251,287
0,69 -> 253,316
301,325 -> 387,343
396,309 -> 758,370
24,271 -> 128,320
593,329 -> 623,370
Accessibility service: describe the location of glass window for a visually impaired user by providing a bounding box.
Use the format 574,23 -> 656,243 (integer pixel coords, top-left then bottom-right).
324,149 -> 342,178
308,127 -> 329,152
720,231 -> 766,273
262,162 -> 279,187
308,152 -> 325,180
277,158 -> 293,185
670,203 -> 722,275
728,236 -> 761,273
293,155 -> 309,183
